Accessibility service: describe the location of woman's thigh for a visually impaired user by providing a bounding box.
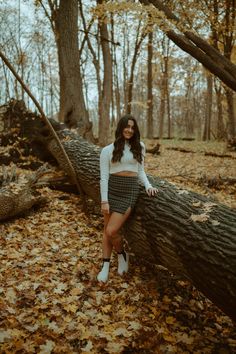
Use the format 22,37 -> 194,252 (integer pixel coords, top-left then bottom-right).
103,213 -> 110,229
106,208 -> 131,236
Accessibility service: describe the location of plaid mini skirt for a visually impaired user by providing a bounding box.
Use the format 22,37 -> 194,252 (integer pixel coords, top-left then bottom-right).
108,174 -> 139,214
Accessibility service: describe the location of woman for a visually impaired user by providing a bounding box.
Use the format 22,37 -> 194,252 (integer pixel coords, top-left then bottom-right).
97,114 -> 158,282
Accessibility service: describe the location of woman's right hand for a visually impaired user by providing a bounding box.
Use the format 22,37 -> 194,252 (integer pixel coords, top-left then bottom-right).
101,202 -> 110,214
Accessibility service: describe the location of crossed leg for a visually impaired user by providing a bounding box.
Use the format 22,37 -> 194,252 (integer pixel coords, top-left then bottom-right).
102,207 -> 132,257
97,207 -> 132,282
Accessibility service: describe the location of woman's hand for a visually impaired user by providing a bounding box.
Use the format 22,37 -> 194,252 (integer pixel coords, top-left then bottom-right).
101,202 -> 110,214
147,187 -> 158,197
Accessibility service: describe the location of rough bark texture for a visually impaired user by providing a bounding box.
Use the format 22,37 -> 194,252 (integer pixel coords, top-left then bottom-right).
0,167 -> 47,221
97,0 -> 113,146
53,0 -> 94,140
1,101 -> 236,322
146,29 -> 153,139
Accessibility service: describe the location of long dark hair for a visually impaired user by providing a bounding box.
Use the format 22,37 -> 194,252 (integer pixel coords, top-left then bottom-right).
112,114 -> 143,163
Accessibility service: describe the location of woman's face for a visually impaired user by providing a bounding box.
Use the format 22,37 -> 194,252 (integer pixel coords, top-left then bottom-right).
123,119 -> 134,140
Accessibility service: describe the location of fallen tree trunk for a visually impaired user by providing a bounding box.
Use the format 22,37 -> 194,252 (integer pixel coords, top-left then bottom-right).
2,101 -> 236,322
0,166 -> 48,221
204,152 -> 236,159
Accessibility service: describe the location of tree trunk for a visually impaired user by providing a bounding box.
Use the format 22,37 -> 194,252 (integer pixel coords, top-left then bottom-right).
159,74 -> 165,139
215,82 -> 225,140
146,29 -> 153,138
166,76 -> 171,139
110,15 -> 121,124
50,0 -> 94,140
97,0 -> 113,146
126,22 -> 146,114
225,89 -> 235,140
0,166 -> 47,221
2,101 -> 236,322
203,73 -> 213,141
159,58 -> 168,138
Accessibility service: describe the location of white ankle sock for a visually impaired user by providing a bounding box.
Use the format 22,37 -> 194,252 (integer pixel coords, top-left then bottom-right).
97,260 -> 110,282
118,252 -> 129,275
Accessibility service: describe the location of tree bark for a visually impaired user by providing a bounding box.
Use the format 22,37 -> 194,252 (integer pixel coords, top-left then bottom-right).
146,28 -> 154,138
225,89 -> 235,140
56,0 -> 90,132
215,81 -> 225,140
159,58 -> 168,138
0,166 -> 47,221
97,0 -> 113,146
41,0 -> 94,140
203,73 -> 213,141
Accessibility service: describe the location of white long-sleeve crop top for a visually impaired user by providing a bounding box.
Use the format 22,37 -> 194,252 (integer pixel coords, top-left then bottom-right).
100,141 -> 152,202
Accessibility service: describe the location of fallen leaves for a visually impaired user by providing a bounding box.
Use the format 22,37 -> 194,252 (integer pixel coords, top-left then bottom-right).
0,139 -> 236,353
145,140 -> 236,209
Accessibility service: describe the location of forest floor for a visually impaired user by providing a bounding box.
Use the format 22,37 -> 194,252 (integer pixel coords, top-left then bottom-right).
0,140 -> 236,353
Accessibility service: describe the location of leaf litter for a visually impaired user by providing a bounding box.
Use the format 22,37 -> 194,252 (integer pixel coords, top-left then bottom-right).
0,140 -> 236,353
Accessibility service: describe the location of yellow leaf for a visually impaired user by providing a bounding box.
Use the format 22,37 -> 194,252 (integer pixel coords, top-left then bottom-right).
114,327 -> 131,337
63,303 -> 78,313
81,340 -> 93,353
166,316 -> 176,324
39,340 -> 55,354
5,288 -> 17,304
106,341 -> 125,353
163,333 -> 176,343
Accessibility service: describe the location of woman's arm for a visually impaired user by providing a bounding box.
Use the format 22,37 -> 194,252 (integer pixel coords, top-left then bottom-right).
100,146 -> 110,203
138,142 -> 158,196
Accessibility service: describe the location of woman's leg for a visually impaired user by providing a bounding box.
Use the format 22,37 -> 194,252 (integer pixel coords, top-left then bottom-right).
97,213 -> 113,283
105,207 -> 132,252
97,208 -> 132,282
102,213 -> 113,258
105,208 -> 132,276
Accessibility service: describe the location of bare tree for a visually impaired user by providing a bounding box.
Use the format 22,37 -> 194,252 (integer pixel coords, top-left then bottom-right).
38,0 -> 94,140
97,0 -> 113,145
203,72 -> 213,141
126,21 -> 147,114
158,37 -> 170,138
146,25 -> 154,138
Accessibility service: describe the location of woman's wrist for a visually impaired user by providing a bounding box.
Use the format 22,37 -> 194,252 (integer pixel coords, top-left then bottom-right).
101,201 -> 108,204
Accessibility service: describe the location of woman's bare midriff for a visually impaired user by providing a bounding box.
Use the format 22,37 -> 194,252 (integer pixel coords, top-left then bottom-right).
112,171 -> 137,177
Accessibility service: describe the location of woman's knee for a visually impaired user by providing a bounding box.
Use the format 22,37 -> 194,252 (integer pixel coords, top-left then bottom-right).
105,226 -> 118,239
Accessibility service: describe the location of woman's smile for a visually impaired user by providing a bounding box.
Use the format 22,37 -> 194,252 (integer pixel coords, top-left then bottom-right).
123,119 -> 134,140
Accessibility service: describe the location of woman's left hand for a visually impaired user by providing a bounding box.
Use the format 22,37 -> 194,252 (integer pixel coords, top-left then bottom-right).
147,187 -> 158,197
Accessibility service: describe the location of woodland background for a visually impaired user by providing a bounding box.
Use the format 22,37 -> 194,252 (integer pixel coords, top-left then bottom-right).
0,0 -> 236,353
1,0 -> 236,144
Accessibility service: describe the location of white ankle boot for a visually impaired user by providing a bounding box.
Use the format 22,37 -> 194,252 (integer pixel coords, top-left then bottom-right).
118,252 -> 129,275
97,261 -> 110,282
